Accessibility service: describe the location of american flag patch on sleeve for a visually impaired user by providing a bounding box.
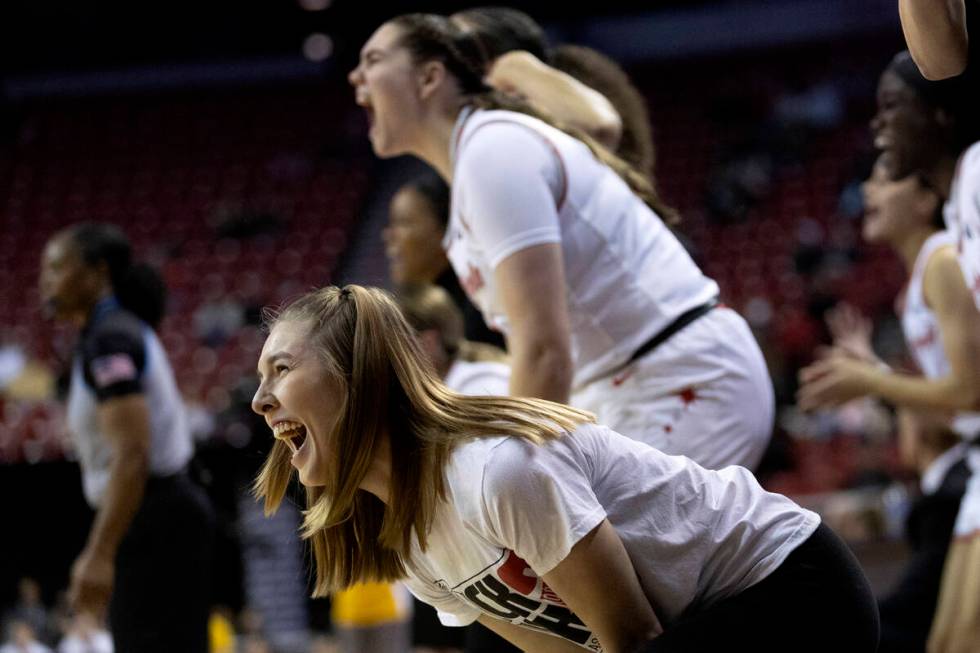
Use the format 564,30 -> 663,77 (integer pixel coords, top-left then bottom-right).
90,353 -> 139,388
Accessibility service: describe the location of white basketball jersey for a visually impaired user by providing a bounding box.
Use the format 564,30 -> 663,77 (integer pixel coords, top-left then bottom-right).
444,108 -> 718,390
902,230 -> 980,437
944,140 -> 980,310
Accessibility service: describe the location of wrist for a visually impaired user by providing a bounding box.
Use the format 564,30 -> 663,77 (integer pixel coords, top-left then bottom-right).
84,537 -> 119,561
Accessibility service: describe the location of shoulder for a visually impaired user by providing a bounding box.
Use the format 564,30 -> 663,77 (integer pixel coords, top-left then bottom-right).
457,111 -> 555,168
958,141 -> 980,182
923,243 -> 969,303
481,424 -> 607,496
963,140 -> 980,167
87,306 -> 145,340
82,307 -> 147,360
445,360 -> 510,396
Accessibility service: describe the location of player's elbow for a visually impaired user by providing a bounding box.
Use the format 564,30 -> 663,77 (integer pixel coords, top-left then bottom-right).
520,334 -> 573,391
919,57 -> 967,80
913,41 -> 969,80
944,378 -> 980,412
615,623 -> 662,653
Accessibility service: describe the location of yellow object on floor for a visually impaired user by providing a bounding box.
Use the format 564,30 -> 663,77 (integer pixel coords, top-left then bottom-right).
332,582 -> 410,627
209,609 -> 236,653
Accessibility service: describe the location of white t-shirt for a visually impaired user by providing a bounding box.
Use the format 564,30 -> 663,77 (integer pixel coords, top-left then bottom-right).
58,631 -> 113,653
444,108 -> 719,390
902,231 -> 980,437
444,359 -> 510,396
944,140 -> 980,310
402,423 -> 820,650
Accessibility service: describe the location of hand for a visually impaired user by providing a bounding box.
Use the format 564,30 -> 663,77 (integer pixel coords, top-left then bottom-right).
825,303 -> 878,364
797,351 -> 876,410
68,547 -> 115,619
484,50 -> 547,98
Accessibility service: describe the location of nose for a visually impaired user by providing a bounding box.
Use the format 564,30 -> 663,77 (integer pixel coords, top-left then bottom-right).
860,181 -> 871,202
348,64 -> 362,87
869,110 -> 883,134
251,383 -> 278,416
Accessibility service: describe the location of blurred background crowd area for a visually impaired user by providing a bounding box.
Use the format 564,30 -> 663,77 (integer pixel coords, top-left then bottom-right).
1,0 -> 924,649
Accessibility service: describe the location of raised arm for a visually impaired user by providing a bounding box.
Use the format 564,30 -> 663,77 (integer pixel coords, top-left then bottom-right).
486,50 -> 623,150
899,0 -> 969,80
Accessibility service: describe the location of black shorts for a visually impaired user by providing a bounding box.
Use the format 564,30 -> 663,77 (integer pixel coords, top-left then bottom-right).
645,523 -> 880,653
110,471 -> 215,653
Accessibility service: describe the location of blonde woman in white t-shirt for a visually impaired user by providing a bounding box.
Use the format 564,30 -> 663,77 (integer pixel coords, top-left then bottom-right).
348,13 -> 773,471
250,284 -> 878,653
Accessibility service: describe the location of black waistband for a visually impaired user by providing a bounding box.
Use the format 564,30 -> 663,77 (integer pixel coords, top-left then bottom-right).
623,298 -> 720,369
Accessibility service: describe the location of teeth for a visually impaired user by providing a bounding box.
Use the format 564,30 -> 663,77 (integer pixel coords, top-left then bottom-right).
272,421 -> 300,434
271,422 -> 306,454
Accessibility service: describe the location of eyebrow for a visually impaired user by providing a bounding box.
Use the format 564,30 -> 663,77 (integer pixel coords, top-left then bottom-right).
256,351 -> 294,378
360,47 -> 383,62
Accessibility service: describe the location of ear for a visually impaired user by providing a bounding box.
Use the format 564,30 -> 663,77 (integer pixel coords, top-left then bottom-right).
91,259 -> 112,286
416,60 -> 448,101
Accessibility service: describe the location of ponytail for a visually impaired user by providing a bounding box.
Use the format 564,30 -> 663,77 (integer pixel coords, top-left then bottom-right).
66,223 -> 167,329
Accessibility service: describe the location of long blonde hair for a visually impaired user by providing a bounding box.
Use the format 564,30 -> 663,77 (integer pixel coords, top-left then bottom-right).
253,285 -> 592,596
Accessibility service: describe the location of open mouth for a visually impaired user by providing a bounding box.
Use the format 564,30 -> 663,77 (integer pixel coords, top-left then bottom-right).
272,421 -> 308,454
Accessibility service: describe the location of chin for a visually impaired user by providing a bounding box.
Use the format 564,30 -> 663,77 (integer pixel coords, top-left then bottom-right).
862,224 -> 882,243
370,136 -> 408,159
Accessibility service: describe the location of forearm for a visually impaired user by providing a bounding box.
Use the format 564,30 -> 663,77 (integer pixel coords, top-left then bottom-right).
477,616 -> 586,653
523,68 -> 621,149
899,0 -> 968,79
866,368 -> 979,413
508,338 -> 573,403
85,450 -> 148,557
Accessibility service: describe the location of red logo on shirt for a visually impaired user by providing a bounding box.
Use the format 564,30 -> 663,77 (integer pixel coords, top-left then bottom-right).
462,264 -> 485,297
457,550 -> 599,650
498,551 -> 567,606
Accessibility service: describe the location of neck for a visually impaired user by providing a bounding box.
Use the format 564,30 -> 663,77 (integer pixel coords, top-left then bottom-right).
75,288 -> 114,327
923,156 -> 958,200
412,103 -> 466,182
894,227 -> 938,271
358,435 -> 392,505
